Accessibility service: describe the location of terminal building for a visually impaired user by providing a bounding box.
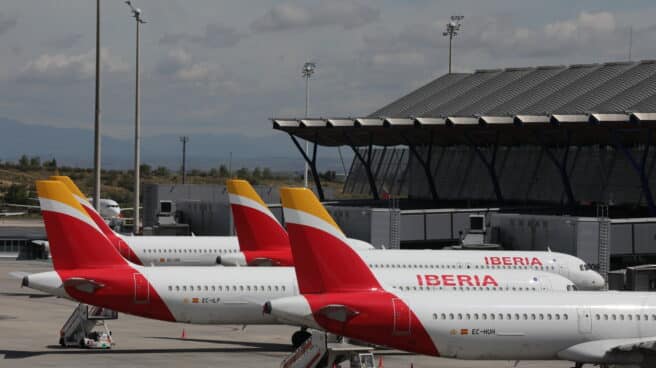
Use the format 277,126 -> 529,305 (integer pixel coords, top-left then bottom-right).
271,60 -> 656,282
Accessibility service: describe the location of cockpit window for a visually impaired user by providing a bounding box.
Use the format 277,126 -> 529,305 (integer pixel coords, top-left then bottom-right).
579,264 -> 590,271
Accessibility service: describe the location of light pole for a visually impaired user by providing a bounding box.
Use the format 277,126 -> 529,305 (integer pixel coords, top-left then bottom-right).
180,136 -> 189,184
302,61 -> 315,188
92,0 -> 102,210
126,0 -> 146,234
442,15 -> 463,74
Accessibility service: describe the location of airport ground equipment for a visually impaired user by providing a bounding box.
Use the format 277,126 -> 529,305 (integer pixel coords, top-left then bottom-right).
281,330 -> 374,368
59,303 -> 117,348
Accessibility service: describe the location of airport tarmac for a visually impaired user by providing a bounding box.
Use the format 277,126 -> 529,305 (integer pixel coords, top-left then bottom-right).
0,259 -> 572,368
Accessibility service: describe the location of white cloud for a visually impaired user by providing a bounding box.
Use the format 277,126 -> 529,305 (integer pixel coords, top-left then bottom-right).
157,48 -> 223,83
160,23 -> 245,48
18,48 -> 128,83
251,0 -> 380,32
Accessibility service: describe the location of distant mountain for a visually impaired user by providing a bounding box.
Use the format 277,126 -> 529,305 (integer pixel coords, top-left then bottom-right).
0,117 -> 351,171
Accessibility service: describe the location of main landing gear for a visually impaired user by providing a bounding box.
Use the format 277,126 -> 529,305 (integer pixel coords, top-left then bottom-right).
291,328 -> 312,349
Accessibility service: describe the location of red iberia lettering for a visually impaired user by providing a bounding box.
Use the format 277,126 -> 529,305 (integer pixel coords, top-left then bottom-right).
417,274 -> 498,287
530,257 -> 543,266
482,275 -> 498,286
484,256 -> 543,267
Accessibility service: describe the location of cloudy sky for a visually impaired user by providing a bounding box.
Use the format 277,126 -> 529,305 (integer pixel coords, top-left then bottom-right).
2,0 -> 656,139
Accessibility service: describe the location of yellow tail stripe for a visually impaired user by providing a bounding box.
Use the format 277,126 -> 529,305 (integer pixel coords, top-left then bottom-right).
50,176 -> 87,200
36,180 -> 91,220
227,179 -> 267,208
279,187 -> 343,235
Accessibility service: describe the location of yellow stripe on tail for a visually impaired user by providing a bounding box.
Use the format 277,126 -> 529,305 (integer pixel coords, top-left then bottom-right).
50,176 -> 89,202
227,179 -> 268,208
279,187 -> 343,236
36,180 -> 90,219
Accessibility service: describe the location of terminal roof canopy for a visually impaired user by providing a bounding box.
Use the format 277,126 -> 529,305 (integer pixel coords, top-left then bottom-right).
273,60 -> 656,147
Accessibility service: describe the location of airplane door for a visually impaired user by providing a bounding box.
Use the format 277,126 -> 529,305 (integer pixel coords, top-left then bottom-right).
559,263 -> 569,279
392,298 -> 411,336
577,308 -> 592,334
133,273 -> 150,304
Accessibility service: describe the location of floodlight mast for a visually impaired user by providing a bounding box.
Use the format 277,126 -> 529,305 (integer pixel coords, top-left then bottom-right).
442,15 -> 463,74
125,0 -> 146,234
302,62 -> 316,188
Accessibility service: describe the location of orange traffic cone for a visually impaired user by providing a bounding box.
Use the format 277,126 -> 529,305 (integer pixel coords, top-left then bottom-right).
378,356 -> 384,368
181,328 -> 187,339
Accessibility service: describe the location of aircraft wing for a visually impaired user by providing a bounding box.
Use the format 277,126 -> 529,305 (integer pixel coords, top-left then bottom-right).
0,211 -> 27,216
62,277 -> 105,293
4,203 -> 39,209
558,337 -> 656,363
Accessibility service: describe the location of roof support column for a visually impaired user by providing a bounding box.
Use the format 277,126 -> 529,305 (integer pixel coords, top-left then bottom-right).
611,128 -> 656,216
289,133 -> 324,201
535,130 -> 576,209
403,131 -> 439,201
465,131 -> 504,203
345,133 -> 379,200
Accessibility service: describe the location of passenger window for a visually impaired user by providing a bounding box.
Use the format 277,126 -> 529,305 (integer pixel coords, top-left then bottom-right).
555,314 -> 560,320
433,313 -> 438,320
490,314 -> 495,320
620,315 -> 625,321
457,313 -> 462,320
466,313 -> 471,320
612,314 -> 617,320
246,286 -> 251,291
474,314 -> 479,320
441,313 -> 446,320
628,315 -> 632,321
182,286 -> 187,291
168,286 -> 173,291
531,314 -> 536,320
636,314 -> 641,321
604,314 -> 608,320
563,314 -> 569,320
507,314 -> 512,320
211,286 -> 215,291
449,313 -> 454,320
547,314 -> 552,320
482,314 -> 487,320
523,314 -> 528,320
498,313 -> 503,320
539,314 -> 544,320
204,286 -> 208,291
175,286 -> 180,291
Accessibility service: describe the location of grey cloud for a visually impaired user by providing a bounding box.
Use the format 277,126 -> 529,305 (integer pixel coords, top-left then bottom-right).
17,48 -> 128,83
250,0 -> 380,33
0,12 -> 18,36
156,49 -> 223,83
159,23 -> 244,48
47,33 -> 84,50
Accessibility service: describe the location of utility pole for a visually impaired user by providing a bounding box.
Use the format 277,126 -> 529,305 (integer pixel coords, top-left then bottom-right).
302,61 -> 316,187
92,0 -> 102,210
180,136 -> 189,184
126,1 -> 146,234
443,15 -> 463,74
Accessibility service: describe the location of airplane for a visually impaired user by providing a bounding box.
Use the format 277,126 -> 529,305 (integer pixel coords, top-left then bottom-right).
6,197 -> 121,220
23,180 -> 579,348
223,179 -> 603,290
53,176 -> 603,291
265,187 -> 656,368
51,176 -> 372,266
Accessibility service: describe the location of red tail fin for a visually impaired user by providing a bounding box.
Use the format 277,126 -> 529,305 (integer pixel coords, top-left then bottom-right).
50,176 -> 141,264
227,179 -> 289,251
280,187 -> 381,293
36,180 -> 128,270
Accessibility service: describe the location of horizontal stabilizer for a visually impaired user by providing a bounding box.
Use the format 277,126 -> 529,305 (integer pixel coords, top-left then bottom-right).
316,304 -> 360,323
62,277 -> 105,293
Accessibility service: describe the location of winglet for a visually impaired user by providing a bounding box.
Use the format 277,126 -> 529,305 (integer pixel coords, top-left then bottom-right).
227,179 -> 289,251
280,187 -> 381,294
36,180 -> 127,270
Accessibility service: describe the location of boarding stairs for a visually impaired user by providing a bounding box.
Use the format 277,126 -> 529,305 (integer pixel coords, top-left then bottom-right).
281,330 -> 374,368
59,303 -> 117,348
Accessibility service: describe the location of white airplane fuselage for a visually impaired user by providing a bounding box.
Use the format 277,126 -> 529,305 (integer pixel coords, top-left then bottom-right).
114,236 -> 603,289
25,266 -> 575,325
